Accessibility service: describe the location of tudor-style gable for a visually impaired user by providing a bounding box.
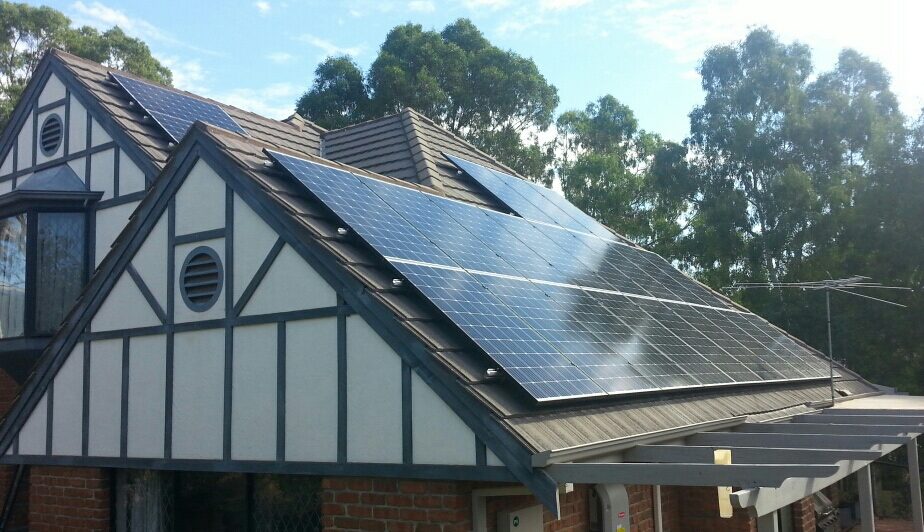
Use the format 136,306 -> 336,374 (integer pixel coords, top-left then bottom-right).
0,55 -> 159,377
0,133 -> 513,488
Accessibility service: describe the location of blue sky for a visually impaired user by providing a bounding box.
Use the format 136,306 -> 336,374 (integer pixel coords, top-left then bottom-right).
35,0 -> 924,142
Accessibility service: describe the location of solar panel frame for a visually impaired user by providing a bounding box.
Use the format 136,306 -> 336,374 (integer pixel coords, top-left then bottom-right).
110,72 -> 247,142
267,149 -> 836,403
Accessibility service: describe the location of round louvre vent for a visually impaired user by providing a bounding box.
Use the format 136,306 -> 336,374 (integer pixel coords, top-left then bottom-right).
40,114 -> 63,156
180,247 -> 223,312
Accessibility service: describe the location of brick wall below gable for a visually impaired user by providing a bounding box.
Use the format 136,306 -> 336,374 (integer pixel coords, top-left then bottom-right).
28,467 -> 110,532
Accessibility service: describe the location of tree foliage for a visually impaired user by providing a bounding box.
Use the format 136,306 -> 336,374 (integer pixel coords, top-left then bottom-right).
555,95 -> 692,256
0,1 -> 170,128
557,28 -> 923,393
296,18 -> 557,177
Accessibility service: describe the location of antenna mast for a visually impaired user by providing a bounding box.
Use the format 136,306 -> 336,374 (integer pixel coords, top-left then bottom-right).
724,276 -> 912,404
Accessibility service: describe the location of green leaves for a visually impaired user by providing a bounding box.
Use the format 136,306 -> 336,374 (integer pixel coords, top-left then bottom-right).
0,1 -> 171,128
555,95 -> 689,252
294,18 -> 558,176
295,56 -> 368,130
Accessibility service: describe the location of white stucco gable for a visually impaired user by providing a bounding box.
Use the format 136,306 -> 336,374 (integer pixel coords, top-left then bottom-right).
3,153 -> 497,476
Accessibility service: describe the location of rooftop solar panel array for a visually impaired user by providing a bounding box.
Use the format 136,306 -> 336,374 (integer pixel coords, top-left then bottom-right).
268,150 -> 834,402
110,73 -> 247,142
446,154 -> 616,240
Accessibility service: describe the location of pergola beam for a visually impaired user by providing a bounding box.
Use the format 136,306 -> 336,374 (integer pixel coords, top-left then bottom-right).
544,462 -> 839,488
623,445 -> 880,465
794,414 -> 924,426
731,442 -> 904,516
688,432 -> 910,449
736,422 -> 922,437
822,408 -> 924,417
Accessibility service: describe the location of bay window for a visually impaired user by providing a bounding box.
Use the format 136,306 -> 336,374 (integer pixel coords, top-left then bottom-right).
0,197 -> 95,342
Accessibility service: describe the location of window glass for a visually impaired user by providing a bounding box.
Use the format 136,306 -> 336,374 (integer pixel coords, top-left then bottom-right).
35,212 -> 86,333
0,214 -> 27,338
115,471 -> 322,532
174,472 -> 248,532
252,475 -> 322,532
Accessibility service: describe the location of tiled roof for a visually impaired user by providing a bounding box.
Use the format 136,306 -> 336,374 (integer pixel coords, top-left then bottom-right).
321,109 -> 508,209
52,50 -> 323,168
201,124 -> 879,453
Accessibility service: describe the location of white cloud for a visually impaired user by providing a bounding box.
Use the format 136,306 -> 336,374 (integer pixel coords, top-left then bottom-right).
296,33 -> 364,59
539,0 -> 591,11
209,83 -> 300,120
70,1 -> 218,55
462,0 -> 510,10
267,52 -> 295,64
608,0 -> 924,117
408,0 -> 436,12
254,1 -> 271,14
157,56 -> 206,92
345,1 -> 395,18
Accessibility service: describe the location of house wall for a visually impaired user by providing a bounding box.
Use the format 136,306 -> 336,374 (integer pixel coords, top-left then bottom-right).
0,71 -> 150,269
319,478 -> 591,532
28,466 -> 109,532
4,156 -> 504,475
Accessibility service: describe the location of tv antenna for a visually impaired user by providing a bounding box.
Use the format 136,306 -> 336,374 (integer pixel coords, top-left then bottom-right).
724,275 -> 912,404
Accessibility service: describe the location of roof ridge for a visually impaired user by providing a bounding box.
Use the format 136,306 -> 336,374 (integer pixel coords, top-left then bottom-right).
400,107 -> 526,179
322,111 -> 407,136
400,109 -> 444,190
203,122 -> 447,197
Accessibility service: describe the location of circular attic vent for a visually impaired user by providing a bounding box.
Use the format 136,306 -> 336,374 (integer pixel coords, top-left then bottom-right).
40,114 -> 63,156
180,246 -> 223,312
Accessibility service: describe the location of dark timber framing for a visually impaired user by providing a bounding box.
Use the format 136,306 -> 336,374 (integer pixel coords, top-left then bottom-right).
276,321 -> 286,462
0,54 -> 159,187
0,454 -> 516,482
0,127 -> 552,508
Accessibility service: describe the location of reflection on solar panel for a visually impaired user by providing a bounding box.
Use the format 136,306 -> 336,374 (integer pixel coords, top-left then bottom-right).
110,73 -> 247,142
445,154 -> 616,240
268,150 -> 834,402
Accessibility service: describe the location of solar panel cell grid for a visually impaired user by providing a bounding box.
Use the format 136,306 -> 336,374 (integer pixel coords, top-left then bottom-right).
111,73 -> 247,141
397,263 -> 605,400
268,150 -> 835,402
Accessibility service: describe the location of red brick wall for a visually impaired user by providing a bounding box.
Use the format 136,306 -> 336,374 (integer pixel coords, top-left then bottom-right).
28,467 -> 110,531
791,496 -> 816,532
321,478 -> 473,531
0,368 -> 28,529
659,486 -> 681,532
320,478 -> 591,532
627,485 -> 655,532
674,486 -> 757,532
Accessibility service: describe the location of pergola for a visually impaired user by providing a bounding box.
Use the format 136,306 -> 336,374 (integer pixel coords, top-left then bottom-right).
537,395 -> 924,532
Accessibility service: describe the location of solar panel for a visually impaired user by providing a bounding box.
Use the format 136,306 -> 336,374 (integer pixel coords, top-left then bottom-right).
445,154 -> 615,239
267,150 -> 835,402
110,73 -> 247,142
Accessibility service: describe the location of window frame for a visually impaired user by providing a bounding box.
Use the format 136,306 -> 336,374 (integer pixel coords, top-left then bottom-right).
0,189 -> 101,345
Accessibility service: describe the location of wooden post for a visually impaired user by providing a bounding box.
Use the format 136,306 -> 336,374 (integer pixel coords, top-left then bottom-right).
908,438 -> 923,532
858,465 -> 875,532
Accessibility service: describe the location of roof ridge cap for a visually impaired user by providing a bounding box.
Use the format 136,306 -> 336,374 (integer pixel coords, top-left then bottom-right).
402,108 -> 527,179
401,110 -> 444,190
